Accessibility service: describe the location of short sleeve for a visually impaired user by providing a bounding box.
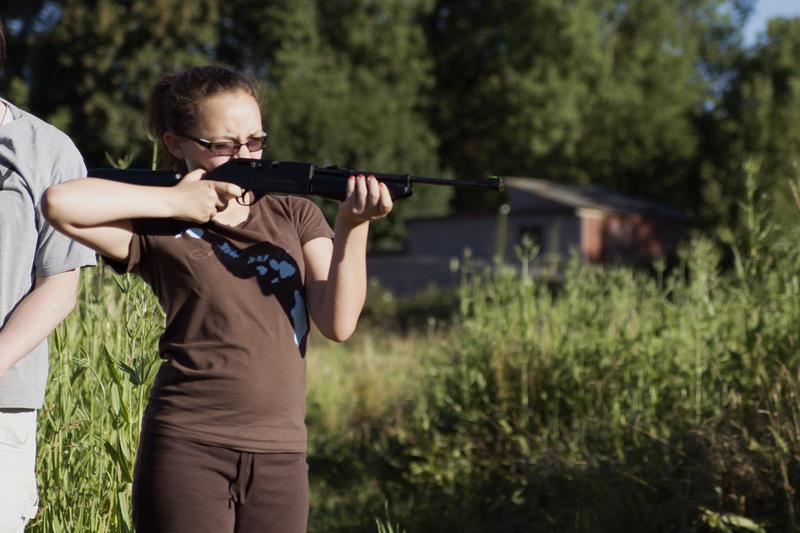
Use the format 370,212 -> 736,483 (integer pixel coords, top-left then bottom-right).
101,221 -> 147,275
34,151 -> 97,276
292,197 -> 334,244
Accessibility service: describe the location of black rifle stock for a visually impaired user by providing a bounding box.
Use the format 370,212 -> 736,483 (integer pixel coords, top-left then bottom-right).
88,158 -> 503,201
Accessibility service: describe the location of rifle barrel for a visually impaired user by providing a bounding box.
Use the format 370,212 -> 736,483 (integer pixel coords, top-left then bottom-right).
410,175 -> 504,191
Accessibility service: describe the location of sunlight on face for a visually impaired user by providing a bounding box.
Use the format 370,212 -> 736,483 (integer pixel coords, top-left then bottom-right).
183,90 -> 264,172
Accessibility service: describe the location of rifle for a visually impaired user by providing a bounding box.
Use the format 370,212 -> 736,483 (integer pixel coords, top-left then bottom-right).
89,158 -> 503,201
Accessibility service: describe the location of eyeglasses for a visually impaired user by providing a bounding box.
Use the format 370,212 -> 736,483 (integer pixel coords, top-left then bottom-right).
182,132 -> 267,156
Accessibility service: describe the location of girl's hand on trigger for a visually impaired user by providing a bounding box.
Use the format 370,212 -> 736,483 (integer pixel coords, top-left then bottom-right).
168,168 -> 244,223
338,174 -> 393,226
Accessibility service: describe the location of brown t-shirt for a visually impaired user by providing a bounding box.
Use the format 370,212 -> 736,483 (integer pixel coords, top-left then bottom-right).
107,195 -> 334,452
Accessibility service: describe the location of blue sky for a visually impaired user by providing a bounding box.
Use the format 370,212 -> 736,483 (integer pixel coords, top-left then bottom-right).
743,0 -> 800,45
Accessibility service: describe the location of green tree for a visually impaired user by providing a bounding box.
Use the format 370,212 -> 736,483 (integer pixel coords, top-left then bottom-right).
426,0 -> 751,213
704,16 -> 800,227
221,0 -> 447,250
575,0 -> 747,207
2,0 -> 220,167
2,0 -> 767,239
426,0 -> 602,210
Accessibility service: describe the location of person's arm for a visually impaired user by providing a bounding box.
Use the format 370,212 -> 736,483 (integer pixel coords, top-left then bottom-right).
304,175 -> 392,341
43,169 -> 243,261
0,270 -> 80,378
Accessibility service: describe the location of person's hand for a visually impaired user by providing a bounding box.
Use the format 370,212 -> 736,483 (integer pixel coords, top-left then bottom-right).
167,168 -> 243,223
337,174 -> 393,226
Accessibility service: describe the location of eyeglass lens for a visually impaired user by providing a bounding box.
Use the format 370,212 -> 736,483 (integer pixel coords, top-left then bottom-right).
210,136 -> 266,155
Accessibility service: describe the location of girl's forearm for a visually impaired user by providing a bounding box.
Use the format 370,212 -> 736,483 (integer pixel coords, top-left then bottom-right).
318,216 -> 370,340
43,178 -> 176,229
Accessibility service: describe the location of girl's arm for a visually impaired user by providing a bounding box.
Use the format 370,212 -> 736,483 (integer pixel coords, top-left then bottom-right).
304,175 -> 392,341
43,170 -> 242,260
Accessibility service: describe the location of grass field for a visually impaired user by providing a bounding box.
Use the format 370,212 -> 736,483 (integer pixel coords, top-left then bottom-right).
27,188 -> 800,532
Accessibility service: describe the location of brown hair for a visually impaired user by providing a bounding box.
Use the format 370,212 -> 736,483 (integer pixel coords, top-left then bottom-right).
147,65 -> 260,171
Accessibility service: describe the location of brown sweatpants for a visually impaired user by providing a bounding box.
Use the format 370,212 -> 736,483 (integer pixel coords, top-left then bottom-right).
132,428 -> 309,533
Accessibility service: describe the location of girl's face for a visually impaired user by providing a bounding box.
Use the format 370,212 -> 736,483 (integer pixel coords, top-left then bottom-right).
166,90 -> 264,173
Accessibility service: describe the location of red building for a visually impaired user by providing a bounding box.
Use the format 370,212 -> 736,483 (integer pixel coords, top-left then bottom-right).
503,178 -> 688,263
367,178 -> 689,294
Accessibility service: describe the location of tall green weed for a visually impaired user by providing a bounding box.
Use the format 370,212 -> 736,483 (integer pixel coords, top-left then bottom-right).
362,176 -> 800,531
26,172 -> 800,532
31,266 -> 160,533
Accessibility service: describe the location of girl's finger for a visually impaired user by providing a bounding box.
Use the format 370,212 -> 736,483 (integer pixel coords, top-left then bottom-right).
377,182 -> 393,216
180,168 -> 207,183
213,182 -> 243,199
366,176 -> 380,208
355,175 -> 367,211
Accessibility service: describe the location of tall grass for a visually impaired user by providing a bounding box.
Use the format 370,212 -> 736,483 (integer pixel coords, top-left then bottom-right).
28,179 -> 800,532
306,182 -> 800,531
392,244 -> 787,531
32,265 -> 161,532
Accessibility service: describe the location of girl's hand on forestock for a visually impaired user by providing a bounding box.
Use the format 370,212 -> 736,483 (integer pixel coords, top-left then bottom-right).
338,174 -> 393,226
168,168 -> 243,223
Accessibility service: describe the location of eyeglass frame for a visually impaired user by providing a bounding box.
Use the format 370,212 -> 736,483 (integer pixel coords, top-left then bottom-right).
180,132 -> 268,156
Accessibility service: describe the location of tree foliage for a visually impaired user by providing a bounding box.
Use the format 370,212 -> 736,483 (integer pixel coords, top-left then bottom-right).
4,0 -> 800,240
705,17 -> 800,226
2,0 -> 220,166
425,0 -> 753,212
240,0 -> 448,248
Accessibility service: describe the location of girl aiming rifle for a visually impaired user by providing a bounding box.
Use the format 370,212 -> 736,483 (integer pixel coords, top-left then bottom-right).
44,65 -> 392,533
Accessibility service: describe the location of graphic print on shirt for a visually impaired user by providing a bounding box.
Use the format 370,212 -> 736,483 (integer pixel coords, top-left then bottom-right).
176,227 -> 310,355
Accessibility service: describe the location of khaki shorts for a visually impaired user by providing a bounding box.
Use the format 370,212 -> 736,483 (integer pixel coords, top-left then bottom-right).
0,410 -> 38,533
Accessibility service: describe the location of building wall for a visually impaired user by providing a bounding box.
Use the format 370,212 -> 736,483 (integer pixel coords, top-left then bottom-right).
580,210 -> 605,261
502,214 -> 582,261
367,215 -> 498,294
367,254 -> 461,294
601,213 -> 682,263
366,199 -> 686,294
406,216 -> 499,258
367,213 -> 584,294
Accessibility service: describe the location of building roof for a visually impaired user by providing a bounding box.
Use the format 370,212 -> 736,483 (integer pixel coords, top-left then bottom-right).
503,177 -> 688,219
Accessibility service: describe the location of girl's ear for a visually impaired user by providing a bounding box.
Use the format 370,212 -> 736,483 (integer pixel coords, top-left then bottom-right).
163,132 -> 185,160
